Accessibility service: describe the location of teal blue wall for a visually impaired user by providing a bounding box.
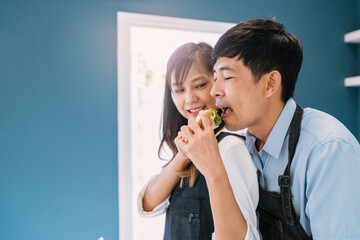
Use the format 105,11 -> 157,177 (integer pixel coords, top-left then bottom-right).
358,0 -> 360,140
0,0 -> 358,239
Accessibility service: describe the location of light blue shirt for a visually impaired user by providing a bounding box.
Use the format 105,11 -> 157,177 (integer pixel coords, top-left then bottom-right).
245,98 -> 360,240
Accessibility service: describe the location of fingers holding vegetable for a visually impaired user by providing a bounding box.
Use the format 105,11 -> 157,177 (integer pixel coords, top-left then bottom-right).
177,109 -> 223,177
195,108 -> 222,130
176,108 -> 222,147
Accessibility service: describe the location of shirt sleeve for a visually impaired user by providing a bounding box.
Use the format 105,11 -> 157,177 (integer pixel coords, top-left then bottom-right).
137,175 -> 170,217
305,139 -> 360,239
218,136 -> 261,240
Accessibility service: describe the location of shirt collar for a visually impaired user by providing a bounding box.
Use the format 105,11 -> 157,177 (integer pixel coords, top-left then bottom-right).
245,130 -> 257,157
246,98 -> 297,159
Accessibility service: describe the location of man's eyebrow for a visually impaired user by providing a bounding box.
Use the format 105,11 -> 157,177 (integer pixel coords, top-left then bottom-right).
213,66 -> 236,73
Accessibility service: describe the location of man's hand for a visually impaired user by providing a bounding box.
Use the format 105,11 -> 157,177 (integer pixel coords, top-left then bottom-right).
175,110 -> 224,180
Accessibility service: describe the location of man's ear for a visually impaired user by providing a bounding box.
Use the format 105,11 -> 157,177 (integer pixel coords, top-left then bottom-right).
265,70 -> 281,98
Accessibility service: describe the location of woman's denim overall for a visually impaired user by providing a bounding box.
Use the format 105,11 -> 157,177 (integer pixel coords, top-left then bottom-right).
257,105 -> 312,240
163,132 -> 243,240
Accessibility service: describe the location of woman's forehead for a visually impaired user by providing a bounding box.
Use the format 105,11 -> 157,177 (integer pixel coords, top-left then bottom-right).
171,62 -> 210,85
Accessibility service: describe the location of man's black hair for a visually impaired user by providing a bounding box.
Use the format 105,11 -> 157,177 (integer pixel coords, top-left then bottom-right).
212,18 -> 303,102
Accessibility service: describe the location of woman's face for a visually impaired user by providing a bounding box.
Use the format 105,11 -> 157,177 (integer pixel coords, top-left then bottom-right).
171,63 -> 217,120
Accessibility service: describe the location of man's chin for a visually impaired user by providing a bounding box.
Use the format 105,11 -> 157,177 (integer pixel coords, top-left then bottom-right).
224,121 -> 236,131
224,120 -> 243,132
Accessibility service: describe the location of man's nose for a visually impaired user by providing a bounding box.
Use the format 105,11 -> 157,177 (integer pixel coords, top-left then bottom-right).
211,79 -> 224,97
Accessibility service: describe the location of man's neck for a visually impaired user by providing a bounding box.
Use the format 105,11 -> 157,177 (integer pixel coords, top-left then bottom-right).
250,101 -> 286,152
255,138 -> 265,151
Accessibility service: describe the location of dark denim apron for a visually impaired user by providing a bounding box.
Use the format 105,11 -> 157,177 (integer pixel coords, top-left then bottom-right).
257,105 -> 312,240
163,132 -> 244,240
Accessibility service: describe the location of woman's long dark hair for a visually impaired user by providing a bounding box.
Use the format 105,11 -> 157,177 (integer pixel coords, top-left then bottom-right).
157,42 -> 215,187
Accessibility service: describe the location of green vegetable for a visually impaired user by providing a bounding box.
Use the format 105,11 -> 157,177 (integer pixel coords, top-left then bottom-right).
208,108 -> 222,126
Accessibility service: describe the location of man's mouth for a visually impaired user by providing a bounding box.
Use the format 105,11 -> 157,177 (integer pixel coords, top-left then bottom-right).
220,107 -> 233,118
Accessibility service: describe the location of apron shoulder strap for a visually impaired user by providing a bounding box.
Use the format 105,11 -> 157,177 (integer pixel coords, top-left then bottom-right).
279,104 -> 304,225
216,132 -> 245,143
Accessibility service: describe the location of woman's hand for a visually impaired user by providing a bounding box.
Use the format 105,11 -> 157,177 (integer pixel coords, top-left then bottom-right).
174,131 -> 191,169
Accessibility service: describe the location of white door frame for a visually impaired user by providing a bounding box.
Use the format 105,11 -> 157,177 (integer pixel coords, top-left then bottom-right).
117,11 -> 234,240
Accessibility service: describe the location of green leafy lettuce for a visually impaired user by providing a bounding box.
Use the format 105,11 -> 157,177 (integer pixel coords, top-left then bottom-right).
208,108 -> 222,126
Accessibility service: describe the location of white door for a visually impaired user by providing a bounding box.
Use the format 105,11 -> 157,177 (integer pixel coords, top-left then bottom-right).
117,12 -> 234,240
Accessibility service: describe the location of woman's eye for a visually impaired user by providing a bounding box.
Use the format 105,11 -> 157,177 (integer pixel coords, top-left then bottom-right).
195,83 -> 207,89
172,89 -> 184,94
224,77 -> 233,80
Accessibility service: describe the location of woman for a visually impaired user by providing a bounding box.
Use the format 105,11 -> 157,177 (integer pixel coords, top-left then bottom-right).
137,42 -> 260,240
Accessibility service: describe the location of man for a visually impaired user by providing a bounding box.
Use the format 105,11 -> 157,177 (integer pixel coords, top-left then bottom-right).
177,18 -> 360,239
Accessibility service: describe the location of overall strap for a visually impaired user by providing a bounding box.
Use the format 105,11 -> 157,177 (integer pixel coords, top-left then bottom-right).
216,132 -> 245,143
278,104 -> 304,225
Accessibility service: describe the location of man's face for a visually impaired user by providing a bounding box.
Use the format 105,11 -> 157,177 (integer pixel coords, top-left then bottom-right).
211,57 -> 268,131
